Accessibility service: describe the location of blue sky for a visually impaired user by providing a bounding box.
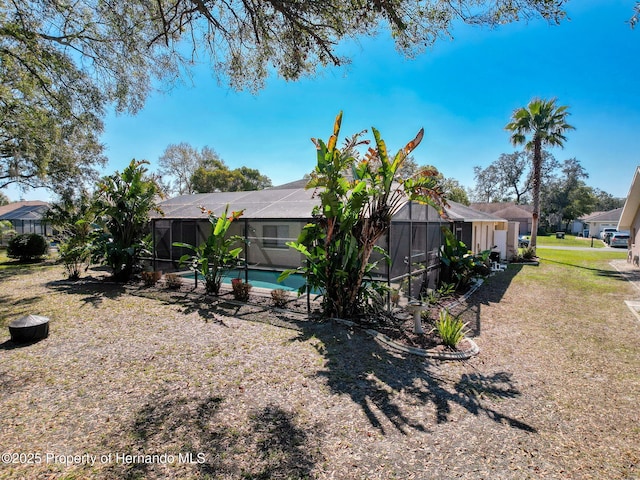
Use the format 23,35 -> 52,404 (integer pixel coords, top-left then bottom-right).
7,0 -> 640,202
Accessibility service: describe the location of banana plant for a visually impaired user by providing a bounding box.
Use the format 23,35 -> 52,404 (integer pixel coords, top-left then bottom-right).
174,204 -> 244,295
285,112 -> 448,320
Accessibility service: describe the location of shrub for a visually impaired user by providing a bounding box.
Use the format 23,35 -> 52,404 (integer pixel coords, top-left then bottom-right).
7,234 -> 48,261
93,160 -> 162,282
59,241 -> 91,280
440,227 -> 491,291
141,270 -> 162,286
522,246 -> 537,260
231,278 -> 252,301
423,282 -> 456,307
435,309 -> 468,348
271,289 -> 289,308
164,273 -> 183,290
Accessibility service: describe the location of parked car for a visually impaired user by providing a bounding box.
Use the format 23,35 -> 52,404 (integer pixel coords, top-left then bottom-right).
609,233 -> 630,248
600,228 -> 618,240
518,235 -> 530,248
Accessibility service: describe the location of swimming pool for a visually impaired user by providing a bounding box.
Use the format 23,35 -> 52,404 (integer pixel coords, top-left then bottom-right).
181,268 -> 309,292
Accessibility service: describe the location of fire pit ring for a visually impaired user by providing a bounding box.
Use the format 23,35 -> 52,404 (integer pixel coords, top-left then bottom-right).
8,315 -> 50,343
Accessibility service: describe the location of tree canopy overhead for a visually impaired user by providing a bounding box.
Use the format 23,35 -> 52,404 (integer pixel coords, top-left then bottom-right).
2,0 -> 570,191
2,0 -> 570,101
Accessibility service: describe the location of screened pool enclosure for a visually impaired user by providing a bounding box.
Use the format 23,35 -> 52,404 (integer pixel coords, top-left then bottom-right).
150,185 -> 448,301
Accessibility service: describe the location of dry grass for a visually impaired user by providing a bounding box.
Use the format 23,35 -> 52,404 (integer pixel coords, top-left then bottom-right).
0,256 -> 639,479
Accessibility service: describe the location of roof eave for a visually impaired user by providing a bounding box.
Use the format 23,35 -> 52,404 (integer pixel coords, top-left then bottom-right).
619,166 -> 640,230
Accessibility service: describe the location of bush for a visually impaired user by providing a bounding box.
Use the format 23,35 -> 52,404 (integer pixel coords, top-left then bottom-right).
271,289 -> 289,308
59,241 -> 91,280
435,309 -> 468,348
522,246 -> 537,260
7,234 -> 48,261
141,270 -> 162,286
231,278 -> 252,301
164,273 -> 183,290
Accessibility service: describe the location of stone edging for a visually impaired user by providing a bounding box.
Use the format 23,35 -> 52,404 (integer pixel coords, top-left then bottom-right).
331,279 -> 485,360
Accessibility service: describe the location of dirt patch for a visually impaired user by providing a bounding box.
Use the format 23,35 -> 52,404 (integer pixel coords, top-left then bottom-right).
1,263 -> 639,479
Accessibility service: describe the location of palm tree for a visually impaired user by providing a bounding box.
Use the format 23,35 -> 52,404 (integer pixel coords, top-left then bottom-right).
505,98 -> 574,250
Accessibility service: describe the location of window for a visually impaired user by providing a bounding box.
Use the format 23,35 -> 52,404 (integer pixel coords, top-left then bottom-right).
263,225 -> 289,249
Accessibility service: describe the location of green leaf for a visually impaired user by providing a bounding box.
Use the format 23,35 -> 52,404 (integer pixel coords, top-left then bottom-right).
278,269 -> 299,282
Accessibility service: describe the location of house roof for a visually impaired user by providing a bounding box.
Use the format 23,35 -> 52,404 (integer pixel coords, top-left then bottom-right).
0,200 -> 48,217
579,211 -> 605,221
583,207 -> 623,224
491,205 -> 533,220
469,202 -> 532,219
619,166 -> 640,230
154,187 -> 320,220
0,201 -> 49,221
155,182 -> 448,222
268,178 -> 310,190
445,201 -> 507,223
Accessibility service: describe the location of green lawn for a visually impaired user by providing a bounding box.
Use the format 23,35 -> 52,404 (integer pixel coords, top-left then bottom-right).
535,233 -> 605,248
0,248 -> 59,272
523,245 -> 628,295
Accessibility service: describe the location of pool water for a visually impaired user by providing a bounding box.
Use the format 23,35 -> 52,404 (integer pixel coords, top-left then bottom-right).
181,268 -> 308,292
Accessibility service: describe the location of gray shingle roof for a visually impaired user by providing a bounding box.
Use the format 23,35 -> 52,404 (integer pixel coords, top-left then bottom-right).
154,188 -> 320,219
582,208 -> 623,223
0,203 -> 49,221
445,201 -> 507,223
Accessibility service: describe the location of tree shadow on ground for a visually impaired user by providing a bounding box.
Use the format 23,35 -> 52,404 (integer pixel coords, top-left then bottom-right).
46,278 -> 126,308
293,317 -> 536,436
130,287 -> 303,329
104,389 -> 321,479
91,274 -> 535,441
0,259 -> 57,281
451,264 -> 523,337
119,275 -> 535,438
0,294 -> 44,327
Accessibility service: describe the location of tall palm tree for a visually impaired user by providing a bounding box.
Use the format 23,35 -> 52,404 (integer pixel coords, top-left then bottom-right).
505,98 -> 574,249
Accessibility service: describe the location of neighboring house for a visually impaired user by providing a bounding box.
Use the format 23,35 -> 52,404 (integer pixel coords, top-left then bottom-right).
568,219 -> 586,236
446,202 -> 516,260
470,202 -> 533,235
582,208 -> 623,238
150,184 -> 449,297
619,167 -> 640,265
0,201 -> 50,240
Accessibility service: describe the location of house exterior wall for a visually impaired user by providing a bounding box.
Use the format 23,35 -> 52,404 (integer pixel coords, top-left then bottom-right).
471,221 -> 507,254
515,217 -> 532,235
507,222 -> 520,259
630,206 -> 640,265
569,220 -> 584,235
587,221 -> 618,238
153,218 -> 307,271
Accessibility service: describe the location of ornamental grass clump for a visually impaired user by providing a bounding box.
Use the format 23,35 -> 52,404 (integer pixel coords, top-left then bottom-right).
436,309 -> 468,348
